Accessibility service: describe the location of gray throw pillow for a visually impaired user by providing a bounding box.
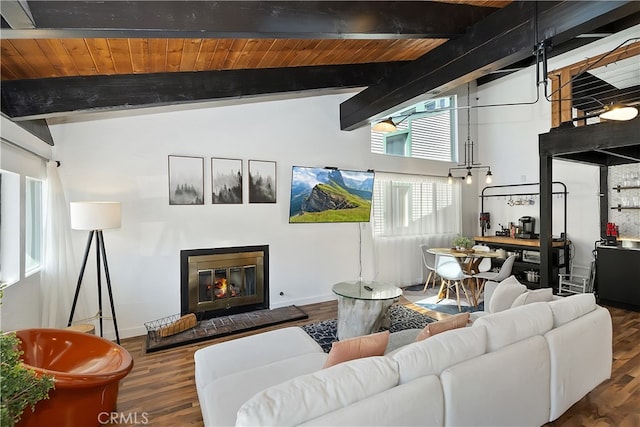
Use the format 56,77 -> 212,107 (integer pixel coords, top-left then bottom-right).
384,328 -> 421,354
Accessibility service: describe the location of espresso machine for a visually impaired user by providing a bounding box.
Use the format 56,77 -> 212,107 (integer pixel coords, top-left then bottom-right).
517,216 -> 536,239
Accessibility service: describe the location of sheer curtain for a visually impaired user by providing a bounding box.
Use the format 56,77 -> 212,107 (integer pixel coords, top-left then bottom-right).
372,172 -> 461,286
41,160 -> 84,327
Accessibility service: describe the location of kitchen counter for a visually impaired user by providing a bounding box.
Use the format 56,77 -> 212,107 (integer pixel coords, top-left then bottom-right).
474,236 -> 569,248
618,237 -> 640,250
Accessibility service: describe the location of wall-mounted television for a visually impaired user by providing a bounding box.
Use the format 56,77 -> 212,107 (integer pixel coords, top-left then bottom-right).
289,166 -> 375,223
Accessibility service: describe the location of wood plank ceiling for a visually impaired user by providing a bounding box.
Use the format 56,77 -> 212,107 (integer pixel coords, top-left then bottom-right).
1,1 -> 639,144
1,38 -> 450,80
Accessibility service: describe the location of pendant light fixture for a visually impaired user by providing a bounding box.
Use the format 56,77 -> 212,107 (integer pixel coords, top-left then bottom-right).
599,104 -> 638,121
447,84 -> 493,185
372,118 -> 397,133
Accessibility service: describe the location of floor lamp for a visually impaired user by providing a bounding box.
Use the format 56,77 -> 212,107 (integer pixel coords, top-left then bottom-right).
68,201 -> 122,344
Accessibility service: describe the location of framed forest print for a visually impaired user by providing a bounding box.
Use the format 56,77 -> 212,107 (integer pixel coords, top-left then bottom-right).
249,160 -> 276,203
211,158 -> 243,204
168,155 -> 204,205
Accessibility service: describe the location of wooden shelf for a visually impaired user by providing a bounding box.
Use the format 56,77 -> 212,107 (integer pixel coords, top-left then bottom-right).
474,236 -> 569,248
613,185 -> 640,192
611,206 -> 640,211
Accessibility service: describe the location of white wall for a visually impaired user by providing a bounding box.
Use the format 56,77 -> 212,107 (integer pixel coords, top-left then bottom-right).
49,91 -> 454,339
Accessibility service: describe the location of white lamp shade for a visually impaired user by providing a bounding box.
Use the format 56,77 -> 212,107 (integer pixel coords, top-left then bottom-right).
70,202 -> 121,230
600,106 -> 638,121
372,118 -> 397,133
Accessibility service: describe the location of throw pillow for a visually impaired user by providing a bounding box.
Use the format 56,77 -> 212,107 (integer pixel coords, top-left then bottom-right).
488,275 -> 527,313
415,312 -> 470,341
511,288 -> 554,308
385,329 -> 421,354
323,330 -> 390,368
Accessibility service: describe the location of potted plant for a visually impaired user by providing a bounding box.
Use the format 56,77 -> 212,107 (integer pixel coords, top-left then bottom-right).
0,285 -> 55,427
452,235 -> 473,251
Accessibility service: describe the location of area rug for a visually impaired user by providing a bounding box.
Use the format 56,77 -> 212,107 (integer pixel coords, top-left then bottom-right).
402,284 -> 484,315
301,304 -> 435,353
145,305 -> 308,353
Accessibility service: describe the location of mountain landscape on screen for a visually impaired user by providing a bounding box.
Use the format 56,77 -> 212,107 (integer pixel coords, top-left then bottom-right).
289,167 -> 375,223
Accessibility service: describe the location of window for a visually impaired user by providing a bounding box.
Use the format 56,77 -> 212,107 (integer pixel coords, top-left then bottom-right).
370,172 -> 462,286
0,171 -> 20,284
25,177 -> 43,275
372,172 -> 461,237
0,140 -> 47,285
384,130 -> 410,156
371,95 -> 457,162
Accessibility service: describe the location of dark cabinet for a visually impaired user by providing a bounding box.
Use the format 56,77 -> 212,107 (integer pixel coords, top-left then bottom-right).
596,246 -> 640,311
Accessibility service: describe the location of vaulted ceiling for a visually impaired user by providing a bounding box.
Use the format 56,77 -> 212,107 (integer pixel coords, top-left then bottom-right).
1,1 -> 639,145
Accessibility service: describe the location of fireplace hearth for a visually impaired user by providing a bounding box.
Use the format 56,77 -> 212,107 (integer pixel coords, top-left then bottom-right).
180,245 -> 269,320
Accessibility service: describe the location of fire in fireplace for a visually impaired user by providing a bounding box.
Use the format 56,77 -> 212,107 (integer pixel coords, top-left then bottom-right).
180,245 -> 269,320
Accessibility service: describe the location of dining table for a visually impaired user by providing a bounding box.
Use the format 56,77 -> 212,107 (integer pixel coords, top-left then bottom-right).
427,247 -> 501,307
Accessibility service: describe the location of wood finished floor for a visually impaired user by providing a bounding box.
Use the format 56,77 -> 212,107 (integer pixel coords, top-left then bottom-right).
109,297 -> 639,426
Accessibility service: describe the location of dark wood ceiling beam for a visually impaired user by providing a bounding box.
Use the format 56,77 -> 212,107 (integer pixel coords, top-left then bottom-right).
539,117 -> 640,167
2,1 -> 498,39
1,62 -> 408,120
477,35 -> 619,86
339,1 -> 640,130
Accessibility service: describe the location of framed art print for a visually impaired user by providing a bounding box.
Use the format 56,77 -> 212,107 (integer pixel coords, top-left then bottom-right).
248,160 -> 276,203
211,158 -> 243,204
168,155 -> 204,205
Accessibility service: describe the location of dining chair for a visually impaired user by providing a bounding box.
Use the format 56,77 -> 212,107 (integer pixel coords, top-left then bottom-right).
472,244 -> 492,273
473,254 -> 517,300
435,255 -> 472,312
420,244 -> 439,292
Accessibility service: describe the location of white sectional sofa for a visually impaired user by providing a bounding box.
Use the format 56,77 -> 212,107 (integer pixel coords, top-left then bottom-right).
194,292 -> 612,426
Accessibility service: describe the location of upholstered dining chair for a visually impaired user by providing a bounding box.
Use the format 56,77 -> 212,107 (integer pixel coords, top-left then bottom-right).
420,244 -> 439,292
435,255 -> 472,312
473,254 -> 517,301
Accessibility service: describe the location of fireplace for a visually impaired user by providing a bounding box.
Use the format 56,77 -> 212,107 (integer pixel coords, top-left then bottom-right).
180,245 -> 269,320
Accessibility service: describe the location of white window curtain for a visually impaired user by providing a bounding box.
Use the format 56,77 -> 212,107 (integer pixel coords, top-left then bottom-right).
372,172 -> 461,286
41,160 -> 86,327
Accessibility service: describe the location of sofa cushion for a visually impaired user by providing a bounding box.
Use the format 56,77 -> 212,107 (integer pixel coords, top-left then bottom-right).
415,312 -> 470,341
440,335 -> 551,427
194,326 -> 323,387
545,306 -> 612,421
300,375 -> 444,427
391,325 -> 487,384
488,275 -> 527,313
236,356 -> 399,427
548,293 -> 596,327
198,352 -> 327,427
473,302 -> 553,352
323,330 -> 390,368
511,287 -> 554,308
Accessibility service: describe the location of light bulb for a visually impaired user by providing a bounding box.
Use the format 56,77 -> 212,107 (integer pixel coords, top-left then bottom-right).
447,172 -> 453,184
485,170 -> 493,184
466,172 -> 472,184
